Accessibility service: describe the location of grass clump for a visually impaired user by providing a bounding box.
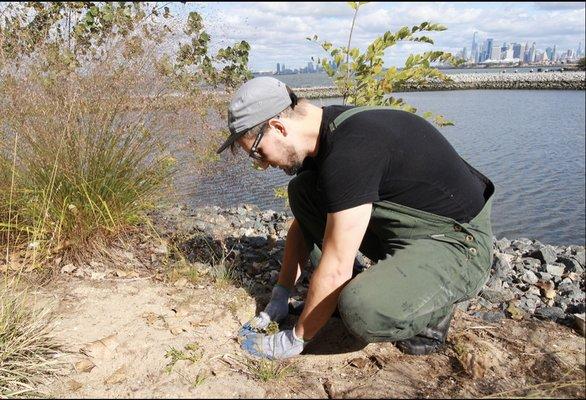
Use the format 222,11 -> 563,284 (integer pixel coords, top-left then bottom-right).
0,63 -> 176,263
244,357 -> 295,383
0,281 -> 62,398
163,343 -> 203,374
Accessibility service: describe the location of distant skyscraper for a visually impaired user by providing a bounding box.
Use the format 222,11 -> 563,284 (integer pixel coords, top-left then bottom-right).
485,38 -> 494,60
277,63 -> 280,74
529,42 -> 536,63
523,42 -> 530,63
471,31 -> 479,62
513,43 -> 522,59
545,47 -> 553,61
505,48 -> 514,60
462,47 -> 468,61
490,44 -> 501,60
578,42 -> 583,56
552,44 -> 557,61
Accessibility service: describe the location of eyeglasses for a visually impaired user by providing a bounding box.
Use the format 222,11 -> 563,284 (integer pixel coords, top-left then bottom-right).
248,127 -> 265,161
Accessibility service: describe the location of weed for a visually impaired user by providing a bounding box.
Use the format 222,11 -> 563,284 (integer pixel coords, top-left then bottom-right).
163,343 -> 202,374
244,357 -> 295,382
191,373 -> 207,388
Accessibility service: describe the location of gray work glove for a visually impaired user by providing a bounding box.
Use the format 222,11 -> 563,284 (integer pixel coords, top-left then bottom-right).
240,328 -> 306,360
239,284 -> 290,337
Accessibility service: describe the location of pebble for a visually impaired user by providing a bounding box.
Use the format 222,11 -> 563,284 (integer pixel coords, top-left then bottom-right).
546,264 -> 565,276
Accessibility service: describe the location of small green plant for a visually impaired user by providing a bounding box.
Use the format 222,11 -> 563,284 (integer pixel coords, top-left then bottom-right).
244,358 -> 295,382
163,343 -> 202,374
273,186 -> 289,208
211,260 -> 238,288
191,373 -> 207,388
577,57 -> 585,71
308,1 -> 462,126
264,321 -> 280,335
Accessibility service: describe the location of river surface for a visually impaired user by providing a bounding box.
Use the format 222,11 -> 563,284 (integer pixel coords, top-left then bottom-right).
182,90 -> 585,246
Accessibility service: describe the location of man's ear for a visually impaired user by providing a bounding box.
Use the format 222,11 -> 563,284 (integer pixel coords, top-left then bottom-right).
268,118 -> 287,137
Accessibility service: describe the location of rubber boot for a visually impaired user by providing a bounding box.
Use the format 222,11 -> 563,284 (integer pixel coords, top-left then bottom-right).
394,305 -> 456,356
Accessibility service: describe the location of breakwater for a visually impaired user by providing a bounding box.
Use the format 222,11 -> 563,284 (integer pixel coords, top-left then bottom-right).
294,71 -> 586,98
152,204 -> 585,333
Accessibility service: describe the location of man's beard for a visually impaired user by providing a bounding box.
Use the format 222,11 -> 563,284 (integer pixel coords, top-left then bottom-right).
281,144 -> 302,176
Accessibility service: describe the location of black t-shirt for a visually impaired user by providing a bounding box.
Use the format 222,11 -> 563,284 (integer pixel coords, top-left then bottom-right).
302,105 -> 489,222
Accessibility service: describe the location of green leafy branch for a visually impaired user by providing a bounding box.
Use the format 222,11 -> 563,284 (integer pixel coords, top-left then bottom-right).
308,2 -> 462,126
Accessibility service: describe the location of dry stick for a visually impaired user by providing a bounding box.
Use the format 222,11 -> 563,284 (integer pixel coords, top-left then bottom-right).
5,130 -> 19,268
343,4 -> 360,105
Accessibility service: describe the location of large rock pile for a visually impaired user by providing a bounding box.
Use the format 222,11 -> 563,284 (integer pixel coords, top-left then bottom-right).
294,71 -> 586,98
471,237 -> 584,327
153,204 -> 585,330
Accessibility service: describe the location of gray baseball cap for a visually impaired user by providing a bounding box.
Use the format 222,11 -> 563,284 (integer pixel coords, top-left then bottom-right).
216,77 -> 292,154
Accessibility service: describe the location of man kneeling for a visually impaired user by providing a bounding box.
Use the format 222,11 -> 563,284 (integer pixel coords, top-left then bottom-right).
216,77 -> 495,359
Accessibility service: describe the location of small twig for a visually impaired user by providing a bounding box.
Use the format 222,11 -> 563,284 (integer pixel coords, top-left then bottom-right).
464,325 -> 498,330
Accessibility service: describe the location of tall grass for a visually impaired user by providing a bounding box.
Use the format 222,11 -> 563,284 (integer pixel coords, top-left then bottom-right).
0,280 -> 62,397
0,48 -> 177,264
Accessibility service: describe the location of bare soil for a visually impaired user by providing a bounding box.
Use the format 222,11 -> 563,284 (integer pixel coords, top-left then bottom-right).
36,269 -> 585,399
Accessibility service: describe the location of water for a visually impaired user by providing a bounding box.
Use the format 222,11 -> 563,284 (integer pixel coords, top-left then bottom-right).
186,90 -> 585,246
272,67 -> 565,88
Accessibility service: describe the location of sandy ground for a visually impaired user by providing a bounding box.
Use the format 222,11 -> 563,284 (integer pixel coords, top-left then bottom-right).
35,270 -> 585,399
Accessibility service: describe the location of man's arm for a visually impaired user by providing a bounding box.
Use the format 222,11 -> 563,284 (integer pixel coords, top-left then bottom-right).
277,218 -> 310,291
294,203 -> 372,340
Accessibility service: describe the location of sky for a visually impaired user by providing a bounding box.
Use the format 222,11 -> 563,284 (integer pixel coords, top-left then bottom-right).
168,1 -> 586,72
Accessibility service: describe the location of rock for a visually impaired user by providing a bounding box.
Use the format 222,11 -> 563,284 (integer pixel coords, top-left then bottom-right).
573,313 -> 585,336
472,310 -> 506,323
545,264 -> 565,277
521,258 -> 541,271
525,285 -> 541,297
537,272 -> 552,281
61,264 -> 77,274
492,253 -> 514,277
573,251 -> 585,266
517,297 -> 539,314
521,270 -> 539,285
557,256 -> 581,272
480,289 -> 515,304
512,238 -> 533,252
534,306 -> 565,321
506,303 -> 526,320
261,211 -> 275,222
269,270 -> 279,285
526,245 -> 558,264
495,238 -> 511,252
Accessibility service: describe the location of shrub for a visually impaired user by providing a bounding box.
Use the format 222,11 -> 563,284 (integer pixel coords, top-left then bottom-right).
0,3 -> 251,261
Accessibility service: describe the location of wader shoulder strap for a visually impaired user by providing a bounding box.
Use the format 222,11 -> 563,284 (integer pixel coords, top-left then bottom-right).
328,106 -> 395,132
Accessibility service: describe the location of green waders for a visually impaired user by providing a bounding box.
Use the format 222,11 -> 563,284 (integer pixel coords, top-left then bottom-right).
287,106 -> 495,343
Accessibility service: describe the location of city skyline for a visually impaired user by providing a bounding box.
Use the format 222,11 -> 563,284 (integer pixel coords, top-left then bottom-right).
170,2 -> 586,72
458,32 -> 583,65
